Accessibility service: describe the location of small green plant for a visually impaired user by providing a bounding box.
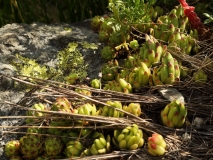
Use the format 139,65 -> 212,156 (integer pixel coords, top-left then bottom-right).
195,1 -> 213,24
203,13 -> 213,24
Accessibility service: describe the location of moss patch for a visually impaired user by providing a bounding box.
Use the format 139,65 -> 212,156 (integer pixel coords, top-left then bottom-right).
11,42 -> 89,88
80,41 -> 98,49
57,42 -> 88,82
12,54 -> 49,80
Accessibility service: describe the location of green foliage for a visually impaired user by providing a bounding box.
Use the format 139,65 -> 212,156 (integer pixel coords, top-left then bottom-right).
0,0 -> 108,27
105,0 -> 155,48
203,13 -> 213,24
202,1 -> 213,24
108,0 -> 151,24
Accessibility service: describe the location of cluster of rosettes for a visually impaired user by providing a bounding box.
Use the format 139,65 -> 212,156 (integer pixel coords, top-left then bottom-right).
5,94 -> 190,159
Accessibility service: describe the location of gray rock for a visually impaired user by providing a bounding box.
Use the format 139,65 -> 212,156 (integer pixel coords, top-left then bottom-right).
158,87 -> 185,103
0,63 -> 16,89
0,22 -> 104,79
0,22 -> 105,159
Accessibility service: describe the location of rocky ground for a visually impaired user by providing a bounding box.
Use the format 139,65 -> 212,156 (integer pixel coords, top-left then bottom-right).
0,20 -> 105,160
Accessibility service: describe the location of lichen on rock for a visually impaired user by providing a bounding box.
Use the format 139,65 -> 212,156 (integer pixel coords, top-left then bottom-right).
11,42 -> 89,86
57,42 -> 88,83
12,54 -> 49,80
80,41 -> 98,49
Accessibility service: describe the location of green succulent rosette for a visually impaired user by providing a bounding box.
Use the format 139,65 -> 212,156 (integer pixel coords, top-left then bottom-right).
161,100 -> 187,128
4,140 -> 21,158
112,124 -> 144,150
148,133 -> 167,156
44,137 -> 63,156
64,141 -> 85,158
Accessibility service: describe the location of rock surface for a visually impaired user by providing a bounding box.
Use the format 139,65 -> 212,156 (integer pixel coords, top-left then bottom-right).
0,21 -> 105,159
